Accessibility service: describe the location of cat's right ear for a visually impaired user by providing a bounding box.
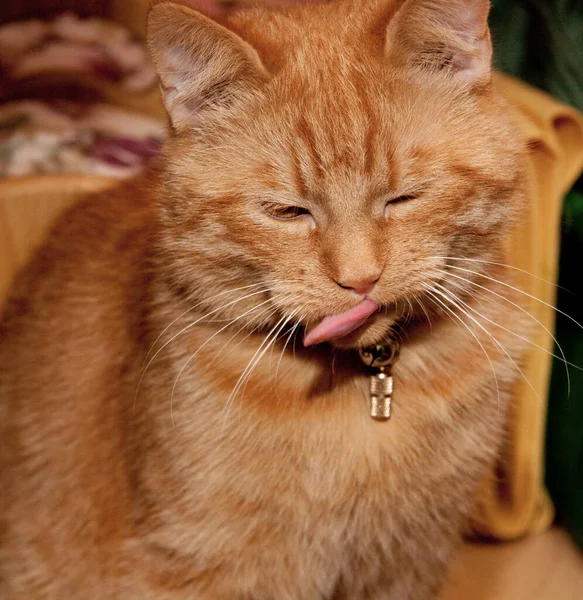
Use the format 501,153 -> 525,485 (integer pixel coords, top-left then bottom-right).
147,2 -> 268,132
384,0 -> 492,87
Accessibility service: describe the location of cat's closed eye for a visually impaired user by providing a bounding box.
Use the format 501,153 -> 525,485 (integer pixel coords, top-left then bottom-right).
384,193 -> 420,218
261,202 -> 312,221
387,194 -> 419,204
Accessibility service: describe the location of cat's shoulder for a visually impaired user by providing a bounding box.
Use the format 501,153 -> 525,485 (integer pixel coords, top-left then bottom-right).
0,175 -> 158,341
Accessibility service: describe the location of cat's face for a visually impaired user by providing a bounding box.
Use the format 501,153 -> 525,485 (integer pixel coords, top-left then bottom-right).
148,0 -> 525,349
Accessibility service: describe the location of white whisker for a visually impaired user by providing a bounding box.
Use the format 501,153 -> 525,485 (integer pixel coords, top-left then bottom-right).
142,281 -> 268,367
222,309 -> 300,430
133,287 -> 273,415
444,264 -> 583,333
431,285 -> 542,406
209,304 -> 282,370
238,309 -> 301,404
169,296 -> 277,426
412,292 -> 433,331
424,288 -> 501,413
331,348 -> 340,376
430,255 -> 566,291
274,317 -> 304,398
437,274 -> 576,394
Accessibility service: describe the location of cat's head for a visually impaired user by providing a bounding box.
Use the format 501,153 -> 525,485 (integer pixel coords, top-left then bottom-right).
147,0 -> 525,349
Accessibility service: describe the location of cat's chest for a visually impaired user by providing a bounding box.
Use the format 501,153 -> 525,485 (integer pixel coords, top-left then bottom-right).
157,333 -> 493,497
142,315 -> 504,524
136,341 -> 499,598
154,353 -> 484,521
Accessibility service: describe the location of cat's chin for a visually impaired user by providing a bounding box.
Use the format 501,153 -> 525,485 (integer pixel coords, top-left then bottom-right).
328,313 -> 398,350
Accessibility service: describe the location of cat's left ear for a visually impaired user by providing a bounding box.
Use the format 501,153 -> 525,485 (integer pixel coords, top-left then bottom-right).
385,0 -> 492,87
147,2 -> 268,132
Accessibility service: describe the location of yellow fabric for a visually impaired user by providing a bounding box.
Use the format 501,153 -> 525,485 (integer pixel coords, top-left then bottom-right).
0,176 -> 117,301
471,74 -> 583,539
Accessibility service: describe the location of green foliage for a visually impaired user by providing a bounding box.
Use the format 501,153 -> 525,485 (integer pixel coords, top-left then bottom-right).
545,202 -> 583,550
492,0 -> 583,115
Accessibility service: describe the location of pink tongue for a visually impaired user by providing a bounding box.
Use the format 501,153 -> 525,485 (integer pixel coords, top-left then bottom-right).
303,299 -> 378,347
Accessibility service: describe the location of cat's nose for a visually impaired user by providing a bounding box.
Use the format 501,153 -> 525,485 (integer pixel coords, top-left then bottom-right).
335,274 -> 380,295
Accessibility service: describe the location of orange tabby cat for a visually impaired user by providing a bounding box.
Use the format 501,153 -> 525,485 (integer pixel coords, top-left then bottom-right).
0,0 -> 531,598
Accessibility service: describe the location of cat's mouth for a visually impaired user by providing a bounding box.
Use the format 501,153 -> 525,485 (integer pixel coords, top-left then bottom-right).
303,299 -> 379,347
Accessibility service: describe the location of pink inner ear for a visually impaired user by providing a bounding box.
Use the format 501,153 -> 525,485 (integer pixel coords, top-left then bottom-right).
451,32 -> 492,81
149,2 -> 270,131
385,0 -> 492,83
161,85 -> 205,131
